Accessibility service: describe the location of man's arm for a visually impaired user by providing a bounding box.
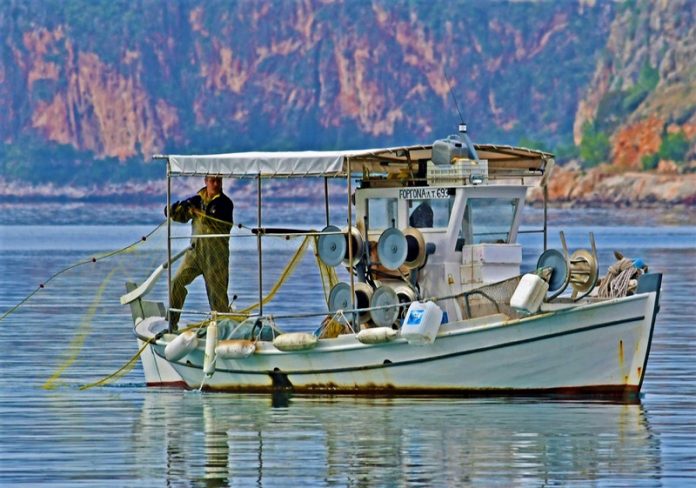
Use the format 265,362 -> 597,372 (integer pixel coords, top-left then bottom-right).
165,195 -> 203,223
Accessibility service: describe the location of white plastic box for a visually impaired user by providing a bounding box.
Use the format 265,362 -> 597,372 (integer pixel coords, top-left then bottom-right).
510,273 -> 549,314
460,244 -> 522,285
401,301 -> 443,345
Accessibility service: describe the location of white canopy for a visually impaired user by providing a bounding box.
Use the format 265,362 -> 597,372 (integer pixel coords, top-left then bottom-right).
167,148 -> 399,177
164,144 -> 552,178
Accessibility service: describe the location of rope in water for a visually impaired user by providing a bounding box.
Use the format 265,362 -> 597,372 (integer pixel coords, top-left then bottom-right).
0,214 -> 288,324
43,266 -> 120,389
80,234 -> 330,389
79,335 -> 154,390
0,220 -> 166,323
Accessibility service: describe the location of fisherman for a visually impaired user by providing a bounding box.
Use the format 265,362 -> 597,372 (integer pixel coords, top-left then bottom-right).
409,200 -> 433,228
165,176 -> 234,329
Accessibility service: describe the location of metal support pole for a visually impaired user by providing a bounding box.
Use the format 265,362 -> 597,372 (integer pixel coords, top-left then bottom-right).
324,177 -> 330,227
347,160 -> 355,330
543,183 -> 548,251
166,158 -> 174,332
257,174 -> 263,316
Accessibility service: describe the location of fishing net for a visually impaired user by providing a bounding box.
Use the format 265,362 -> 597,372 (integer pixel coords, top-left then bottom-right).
456,275 -> 523,320
0,176 -> 351,389
0,218 -> 169,390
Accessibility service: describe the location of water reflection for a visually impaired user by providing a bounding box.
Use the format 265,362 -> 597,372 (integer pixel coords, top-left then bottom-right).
133,392 -> 661,486
2,213 -> 692,485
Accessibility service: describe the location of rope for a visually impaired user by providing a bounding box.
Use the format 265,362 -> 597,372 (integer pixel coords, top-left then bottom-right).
312,236 -> 339,305
0,220 -> 166,323
43,266 -> 119,389
218,235 -> 314,321
79,335 -> 153,390
598,258 -> 643,298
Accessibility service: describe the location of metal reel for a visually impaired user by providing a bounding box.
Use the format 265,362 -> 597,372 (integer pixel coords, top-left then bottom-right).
328,282 -> 373,324
393,283 -> 417,305
353,282 -> 373,324
328,282 -> 352,312
317,225 -> 345,267
369,285 -> 400,328
403,227 -> 426,269
342,226 -> 365,267
569,243 -> 599,300
377,227 -> 408,270
536,248 -> 570,299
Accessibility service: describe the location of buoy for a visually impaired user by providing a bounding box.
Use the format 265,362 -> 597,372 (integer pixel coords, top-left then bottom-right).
273,332 -> 318,351
164,330 -> 198,361
511,273 -> 549,315
203,320 -> 218,377
356,326 -> 398,344
215,339 -> 256,359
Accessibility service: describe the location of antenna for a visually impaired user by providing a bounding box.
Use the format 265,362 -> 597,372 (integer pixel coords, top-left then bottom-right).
443,67 -> 465,125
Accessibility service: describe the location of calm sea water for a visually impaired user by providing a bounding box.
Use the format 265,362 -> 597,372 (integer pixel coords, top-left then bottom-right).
0,203 -> 695,486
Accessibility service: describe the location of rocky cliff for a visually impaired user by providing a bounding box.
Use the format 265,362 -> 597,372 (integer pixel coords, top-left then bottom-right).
1,1 -> 611,171
574,0 -> 695,170
1,0 -> 694,206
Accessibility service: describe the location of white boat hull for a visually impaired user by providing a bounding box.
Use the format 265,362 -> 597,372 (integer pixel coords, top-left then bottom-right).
138,283 -> 660,396
138,337 -> 188,388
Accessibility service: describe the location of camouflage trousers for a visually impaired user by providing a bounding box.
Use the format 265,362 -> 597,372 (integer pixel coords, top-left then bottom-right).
169,250 -> 229,329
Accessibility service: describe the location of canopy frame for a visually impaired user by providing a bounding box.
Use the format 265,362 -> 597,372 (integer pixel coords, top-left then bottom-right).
160,143 -> 554,330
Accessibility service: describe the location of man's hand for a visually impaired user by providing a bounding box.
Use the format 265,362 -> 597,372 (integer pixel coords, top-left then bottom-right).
164,201 -> 182,217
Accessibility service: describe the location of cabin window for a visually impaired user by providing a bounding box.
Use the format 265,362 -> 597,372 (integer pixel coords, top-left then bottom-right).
367,198 -> 398,230
408,199 -> 451,229
460,198 -> 518,244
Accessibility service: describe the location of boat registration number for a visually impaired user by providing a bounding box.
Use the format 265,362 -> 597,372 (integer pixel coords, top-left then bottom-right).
398,188 -> 449,200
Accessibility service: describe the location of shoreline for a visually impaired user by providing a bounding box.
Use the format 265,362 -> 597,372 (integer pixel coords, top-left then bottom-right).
2,167 -> 695,208
2,196 -> 693,209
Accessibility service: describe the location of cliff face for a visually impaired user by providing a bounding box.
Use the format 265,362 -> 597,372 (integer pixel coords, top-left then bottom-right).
1,0 -> 612,173
2,0 -> 694,206
574,0 -> 696,169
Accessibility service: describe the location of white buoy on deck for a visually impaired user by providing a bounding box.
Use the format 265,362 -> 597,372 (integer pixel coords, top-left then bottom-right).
203,320 -> 218,377
164,330 -> 198,362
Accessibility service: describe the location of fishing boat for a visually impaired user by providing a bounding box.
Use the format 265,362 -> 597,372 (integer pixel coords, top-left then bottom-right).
123,125 -> 662,396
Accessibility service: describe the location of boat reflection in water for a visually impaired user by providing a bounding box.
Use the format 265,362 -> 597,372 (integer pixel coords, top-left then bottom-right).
133,392 -> 661,486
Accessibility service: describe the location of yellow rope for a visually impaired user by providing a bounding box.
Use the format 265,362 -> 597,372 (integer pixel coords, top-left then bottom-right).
42,266 -> 119,390
63,224 -> 339,390
79,336 -> 153,390
313,236 -> 338,305
221,235 -> 312,320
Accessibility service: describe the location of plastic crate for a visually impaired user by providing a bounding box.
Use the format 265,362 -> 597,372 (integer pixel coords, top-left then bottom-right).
426,159 -> 488,185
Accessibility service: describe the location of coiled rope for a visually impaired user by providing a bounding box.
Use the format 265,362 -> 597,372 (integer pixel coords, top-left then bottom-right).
598,257 -> 644,298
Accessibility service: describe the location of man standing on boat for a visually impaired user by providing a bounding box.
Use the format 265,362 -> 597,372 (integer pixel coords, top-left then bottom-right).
165,176 -> 234,329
